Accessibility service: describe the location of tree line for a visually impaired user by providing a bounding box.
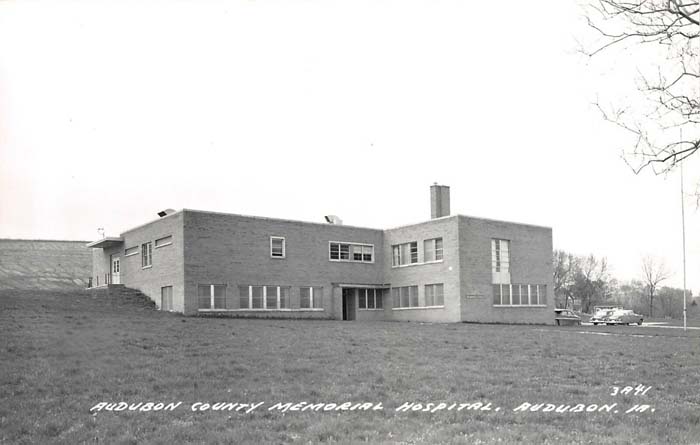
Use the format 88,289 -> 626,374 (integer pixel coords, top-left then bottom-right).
553,250 -> 696,318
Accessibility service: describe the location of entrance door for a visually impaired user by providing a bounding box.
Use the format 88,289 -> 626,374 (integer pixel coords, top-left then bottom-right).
161,286 -> 173,311
111,256 -> 121,284
342,288 -> 356,321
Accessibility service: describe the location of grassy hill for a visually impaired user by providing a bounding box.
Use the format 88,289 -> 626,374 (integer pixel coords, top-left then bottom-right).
0,239 -> 91,290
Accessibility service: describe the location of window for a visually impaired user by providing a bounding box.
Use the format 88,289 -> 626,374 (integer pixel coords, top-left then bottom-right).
300,287 -> 323,309
392,242 -> 418,266
424,238 -> 444,262
161,286 -> 173,311
493,284 -> 547,306
491,239 -> 510,273
125,246 -> 139,256
425,284 -> 444,306
392,285 -> 419,308
358,289 -> 384,310
329,242 -> 374,263
141,242 -> 152,268
155,235 -> 172,248
197,284 -> 226,309
239,285 -> 291,310
270,236 -> 285,258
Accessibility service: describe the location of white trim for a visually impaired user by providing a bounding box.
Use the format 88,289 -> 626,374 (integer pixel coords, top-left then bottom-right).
336,283 -> 390,289
125,252 -> 139,257
270,236 -> 286,259
493,305 -> 548,308
141,265 -> 152,270
358,308 -> 384,311
391,259 -> 444,269
154,243 -> 172,249
392,305 -> 445,311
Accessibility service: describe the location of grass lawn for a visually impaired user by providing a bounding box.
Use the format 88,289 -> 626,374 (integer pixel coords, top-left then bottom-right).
1,290 -> 699,444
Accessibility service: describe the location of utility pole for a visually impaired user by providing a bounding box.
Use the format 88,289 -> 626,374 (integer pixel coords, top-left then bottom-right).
681,159 -> 687,332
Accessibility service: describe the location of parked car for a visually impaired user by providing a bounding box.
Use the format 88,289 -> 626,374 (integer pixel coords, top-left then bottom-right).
554,308 -> 581,326
605,309 -> 643,326
590,309 -> 616,325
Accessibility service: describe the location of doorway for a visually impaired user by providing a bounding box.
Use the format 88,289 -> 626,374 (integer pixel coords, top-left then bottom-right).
342,288 -> 356,321
111,256 -> 121,284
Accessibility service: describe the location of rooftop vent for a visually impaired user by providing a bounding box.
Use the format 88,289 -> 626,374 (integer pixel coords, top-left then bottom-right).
157,209 -> 176,218
324,215 -> 343,225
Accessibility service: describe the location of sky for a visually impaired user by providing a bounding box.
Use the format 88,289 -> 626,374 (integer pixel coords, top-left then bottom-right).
0,0 -> 698,292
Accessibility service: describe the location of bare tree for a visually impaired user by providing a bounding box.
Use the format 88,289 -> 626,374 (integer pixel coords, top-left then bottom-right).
641,256 -> 671,317
582,1 -> 699,174
553,250 -> 577,308
564,254 -> 612,313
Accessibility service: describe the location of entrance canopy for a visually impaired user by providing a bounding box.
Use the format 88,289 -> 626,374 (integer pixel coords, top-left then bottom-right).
86,237 -> 123,249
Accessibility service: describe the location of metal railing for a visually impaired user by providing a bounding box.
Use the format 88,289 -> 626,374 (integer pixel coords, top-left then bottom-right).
87,273 -> 113,288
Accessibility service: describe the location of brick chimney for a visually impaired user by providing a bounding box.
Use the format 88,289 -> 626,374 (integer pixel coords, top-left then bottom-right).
430,183 -> 450,219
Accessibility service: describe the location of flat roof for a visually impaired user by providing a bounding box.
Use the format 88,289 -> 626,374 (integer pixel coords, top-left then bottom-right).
101,208 -> 551,241
457,214 -> 552,230
182,208 -> 384,232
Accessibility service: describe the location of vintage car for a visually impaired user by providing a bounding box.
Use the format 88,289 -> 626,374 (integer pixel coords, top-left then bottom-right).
605,309 -> 644,326
554,308 -> 582,326
590,309 -> 616,325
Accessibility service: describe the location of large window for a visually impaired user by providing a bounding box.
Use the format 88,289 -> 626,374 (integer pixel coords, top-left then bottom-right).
392,242 -> 418,266
300,287 -> 324,309
424,284 -> 444,306
238,285 -> 290,309
358,288 -> 384,310
493,284 -> 546,306
329,242 -> 374,263
391,286 -> 419,308
491,239 -> 510,273
270,236 -> 286,258
423,238 -> 444,262
198,284 -> 226,309
141,242 -> 152,268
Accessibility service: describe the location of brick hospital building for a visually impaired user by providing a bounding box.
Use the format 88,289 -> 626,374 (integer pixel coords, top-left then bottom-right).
88,185 -> 554,324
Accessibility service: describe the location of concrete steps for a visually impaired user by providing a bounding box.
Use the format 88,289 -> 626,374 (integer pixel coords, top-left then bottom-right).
88,285 -> 156,310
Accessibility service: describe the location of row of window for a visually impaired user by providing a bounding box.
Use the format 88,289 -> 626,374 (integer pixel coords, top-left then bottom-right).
358,288 -> 385,310
391,238 -> 443,267
123,235 -> 173,268
197,284 -> 324,310
391,284 -> 444,308
268,237 -> 376,263
493,284 -> 547,306
330,242 -> 374,263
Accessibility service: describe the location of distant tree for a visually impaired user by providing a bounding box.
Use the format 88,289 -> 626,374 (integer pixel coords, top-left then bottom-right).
581,0 -> 699,175
553,250 -> 578,308
571,254 -> 611,313
612,280 -> 647,314
641,256 -> 670,317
